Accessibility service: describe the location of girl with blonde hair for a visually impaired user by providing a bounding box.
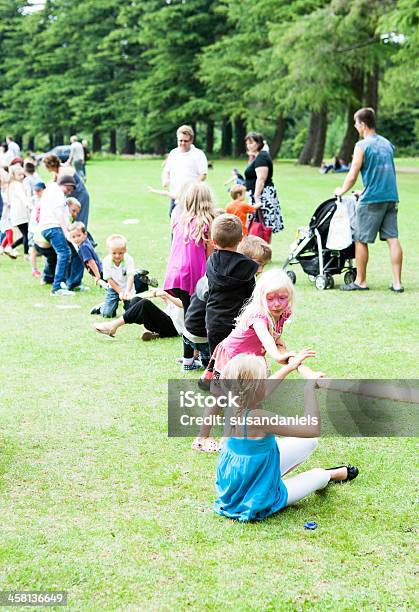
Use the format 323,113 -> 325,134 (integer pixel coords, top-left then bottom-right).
163,181 -> 216,312
214,353 -> 359,522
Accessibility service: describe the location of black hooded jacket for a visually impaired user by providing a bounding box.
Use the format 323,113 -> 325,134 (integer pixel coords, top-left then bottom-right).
205,250 -> 258,334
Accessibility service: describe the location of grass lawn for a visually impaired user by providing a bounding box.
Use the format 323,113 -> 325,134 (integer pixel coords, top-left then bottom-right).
0,158 -> 417,610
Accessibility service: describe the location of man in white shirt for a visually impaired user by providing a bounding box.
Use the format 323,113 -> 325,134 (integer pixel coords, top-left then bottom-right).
162,124 -> 208,216
67,135 -> 85,179
39,175 -> 76,296
6,135 -> 21,159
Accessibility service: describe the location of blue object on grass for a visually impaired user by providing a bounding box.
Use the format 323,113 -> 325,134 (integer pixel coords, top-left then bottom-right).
304,521 -> 318,530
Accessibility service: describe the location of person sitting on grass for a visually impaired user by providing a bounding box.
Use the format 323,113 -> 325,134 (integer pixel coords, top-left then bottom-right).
93,288 -> 184,341
226,184 -> 261,236
69,221 -> 102,283
90,234 -> 134,317
213,353 -> 359,522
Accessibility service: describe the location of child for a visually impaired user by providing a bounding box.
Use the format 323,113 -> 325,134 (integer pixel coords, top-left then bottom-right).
223,168 -> 245,187
206,213 -> 259,355
0,167 -> 17,258
163,181 -> 215,313
69,221 -> 102,282
226,184 -> 261,236
237,234 -> 272,275
27,181 -> 46,277
92,234 -> 134,318
214,353 -> 359,522
23,162 -> 41,196
182,275 -> 210,371
205,268 -> 298,382
8,164 -> 30,256
93,289 -> 184,340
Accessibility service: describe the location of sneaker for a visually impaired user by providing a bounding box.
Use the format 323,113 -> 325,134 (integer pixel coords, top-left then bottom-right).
90,304 -> 102,315
72,285 -> 90,292
24,254 -> 30,262
60,282 -> 69,290
32,270 -> 41,278
183,361 -> 203,371
51,288 -> 75,297
141,330 -> 160,341
4,246 -> 18,259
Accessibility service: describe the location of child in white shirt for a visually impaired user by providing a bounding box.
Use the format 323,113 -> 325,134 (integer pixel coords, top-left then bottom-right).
99,234 -> 135,318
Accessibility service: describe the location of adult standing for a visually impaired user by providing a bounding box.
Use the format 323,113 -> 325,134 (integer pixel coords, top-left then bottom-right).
67,135 -> 85,180
162,125 -> 208,216
38,174 -> 76,296
335,107 -> 403,292
43,154 -> 90,290
6,135 -> 21,159
244,132 -> 284,233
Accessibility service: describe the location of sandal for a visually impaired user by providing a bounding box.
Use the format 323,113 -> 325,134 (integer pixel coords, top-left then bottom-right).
93,323 -> 115,337
327,464 -> 359,483
191,437 -> 221,453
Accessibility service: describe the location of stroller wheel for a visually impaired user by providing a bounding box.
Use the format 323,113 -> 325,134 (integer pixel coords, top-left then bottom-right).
308,275 -> 316,283
286,270 -> 297,285
344,269 -> 357,285
315,275 -> 328,290
326,274 -> 334,289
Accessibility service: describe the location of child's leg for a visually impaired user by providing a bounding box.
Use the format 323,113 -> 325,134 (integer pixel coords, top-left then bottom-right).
29,246 -> 38,271
2,229 -> 13,248
277,437 -> 319,476
283,468 -> 330,506
100,288 -> 120,318
124,298 -> 177,337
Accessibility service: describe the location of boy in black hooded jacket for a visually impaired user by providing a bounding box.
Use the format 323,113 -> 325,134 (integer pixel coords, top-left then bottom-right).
206,214 -> 259,354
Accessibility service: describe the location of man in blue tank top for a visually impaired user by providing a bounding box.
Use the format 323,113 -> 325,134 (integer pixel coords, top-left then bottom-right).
335,107 -> 403,292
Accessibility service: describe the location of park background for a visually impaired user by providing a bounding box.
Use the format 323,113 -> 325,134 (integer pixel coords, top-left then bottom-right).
1,0 -> 418,610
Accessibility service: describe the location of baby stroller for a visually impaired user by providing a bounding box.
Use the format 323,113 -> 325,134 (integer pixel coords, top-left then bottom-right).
282,197 -> 356,290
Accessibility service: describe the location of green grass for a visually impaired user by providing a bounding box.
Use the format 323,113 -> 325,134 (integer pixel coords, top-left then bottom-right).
0,159 -> 417,610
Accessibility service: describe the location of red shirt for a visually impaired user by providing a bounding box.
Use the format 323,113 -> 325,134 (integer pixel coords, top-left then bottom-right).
226,198 -> 255,235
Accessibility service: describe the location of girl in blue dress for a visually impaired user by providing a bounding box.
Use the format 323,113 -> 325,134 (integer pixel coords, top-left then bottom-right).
214,354 -> 359,522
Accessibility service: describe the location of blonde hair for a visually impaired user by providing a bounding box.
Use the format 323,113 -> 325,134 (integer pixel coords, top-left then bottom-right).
66,197 -> 81,209
237,235 -> 272,265
106,233 -> 127,250
180,182 -> 215,244
236,268 -> 295,333
176,124 -> 194,141
220,354 -> 268,420
69,221 -> 86,233
9,165 -> 25,181
230,184 -> 247,200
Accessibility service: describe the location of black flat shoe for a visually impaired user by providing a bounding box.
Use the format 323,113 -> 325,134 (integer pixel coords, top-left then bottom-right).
327,464 -> 359,483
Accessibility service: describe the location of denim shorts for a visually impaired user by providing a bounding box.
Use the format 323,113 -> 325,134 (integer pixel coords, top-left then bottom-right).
355,201 -> 398,244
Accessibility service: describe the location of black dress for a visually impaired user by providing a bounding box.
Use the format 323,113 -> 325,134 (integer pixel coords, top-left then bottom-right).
244,150 -> 284,232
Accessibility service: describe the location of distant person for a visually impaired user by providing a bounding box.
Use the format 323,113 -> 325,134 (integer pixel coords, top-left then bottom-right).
44,154 -> 90,227
244,132 -> 284,233
81,139 -> 90,179
335,107 -> 403,292
66,135 -> 85,180
226,184 -> 261,236
6,135 -> 21,159
162,125 -> 208,216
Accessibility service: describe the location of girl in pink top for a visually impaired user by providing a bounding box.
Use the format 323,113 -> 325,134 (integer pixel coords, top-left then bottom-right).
163,181 -> 215,311
193,269 -> 322,452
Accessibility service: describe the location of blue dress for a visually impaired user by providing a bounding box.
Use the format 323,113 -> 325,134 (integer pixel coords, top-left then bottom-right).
214,412 -> 288,522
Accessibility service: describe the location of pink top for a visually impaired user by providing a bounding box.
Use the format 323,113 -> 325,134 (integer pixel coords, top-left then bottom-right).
222,311 -> 291,358
164,210 -> 208,296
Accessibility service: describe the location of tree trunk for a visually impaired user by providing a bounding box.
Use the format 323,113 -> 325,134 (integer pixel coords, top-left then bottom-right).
298,111 -> 319,165
54,132 -> 63,146
49,134 -> 54,148
221,118 -> 232,156
122,135 -> 135,154
27,136 -> 35,151
311,104 -> 328,167
234,116 -> 246,156
109,130 -> 117,154
206,121 -> 214,154
365,63 -> 379,117
270,116 -> 287,159
338,72 -> 364,163
92,132 -> 102,152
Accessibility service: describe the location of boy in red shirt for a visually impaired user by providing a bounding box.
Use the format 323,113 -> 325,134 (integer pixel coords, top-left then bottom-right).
226,184 -> 260,235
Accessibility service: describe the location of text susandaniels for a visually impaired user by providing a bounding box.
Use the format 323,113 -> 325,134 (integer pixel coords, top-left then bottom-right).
179,414 -> 319,427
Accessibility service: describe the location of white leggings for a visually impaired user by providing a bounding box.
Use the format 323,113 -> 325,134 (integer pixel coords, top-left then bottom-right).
276,438 -> 331,507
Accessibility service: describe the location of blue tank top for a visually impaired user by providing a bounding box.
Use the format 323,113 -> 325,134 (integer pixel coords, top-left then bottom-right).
356,134 -> 399,205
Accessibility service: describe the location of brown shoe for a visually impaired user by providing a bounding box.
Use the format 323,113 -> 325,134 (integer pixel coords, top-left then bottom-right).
141,330 -> 160,341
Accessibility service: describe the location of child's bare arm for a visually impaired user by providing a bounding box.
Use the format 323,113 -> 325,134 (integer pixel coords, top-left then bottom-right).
86,259 -> 101,281
152,289 -> 183,309
206,230 -> 214,258
253,320 -> 294,363
148,186 -> 176,199
107,278 -> 122,294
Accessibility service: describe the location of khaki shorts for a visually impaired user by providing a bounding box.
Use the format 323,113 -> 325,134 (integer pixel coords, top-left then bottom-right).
355,201 -> 398,244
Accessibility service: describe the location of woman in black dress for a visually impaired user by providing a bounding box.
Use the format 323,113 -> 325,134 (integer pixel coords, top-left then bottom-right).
244,132 -> 284,233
